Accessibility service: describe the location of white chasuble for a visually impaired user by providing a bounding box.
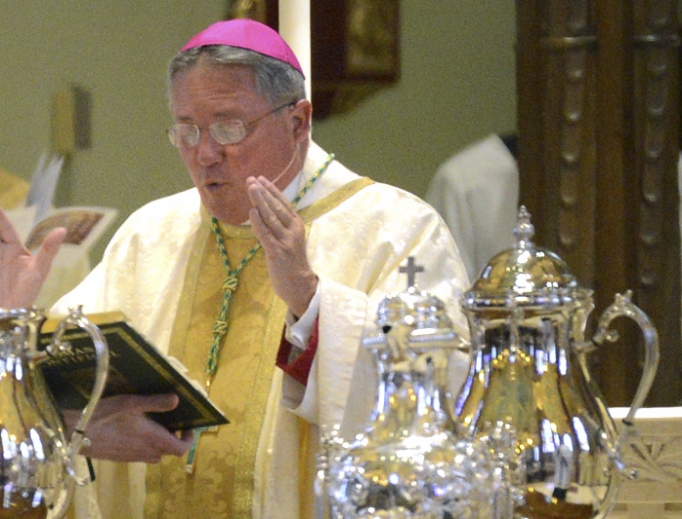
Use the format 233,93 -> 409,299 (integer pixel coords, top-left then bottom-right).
53,142 -> 471,519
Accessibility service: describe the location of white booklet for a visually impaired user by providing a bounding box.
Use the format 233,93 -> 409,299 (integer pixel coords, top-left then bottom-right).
5,151 -> 118,258
7,205 -> 118,258
24,206 -> 118,253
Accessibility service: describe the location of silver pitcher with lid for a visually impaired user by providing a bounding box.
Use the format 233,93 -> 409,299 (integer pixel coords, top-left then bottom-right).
0,306 -> 109,519
317,259 -> 519,518
454,207 -> 660,519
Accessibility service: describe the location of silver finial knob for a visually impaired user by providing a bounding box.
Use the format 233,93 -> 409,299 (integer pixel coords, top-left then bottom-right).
513,206 -> 535,249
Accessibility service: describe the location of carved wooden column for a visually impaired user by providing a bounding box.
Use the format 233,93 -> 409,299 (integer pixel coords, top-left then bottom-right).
625,1 -> 682,407
517,0 -> 598,284
516,0 -> 681,406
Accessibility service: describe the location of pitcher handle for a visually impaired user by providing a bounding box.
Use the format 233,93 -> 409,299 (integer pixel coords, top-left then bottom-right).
592,290 -> 660,426
50,306 -> 109,482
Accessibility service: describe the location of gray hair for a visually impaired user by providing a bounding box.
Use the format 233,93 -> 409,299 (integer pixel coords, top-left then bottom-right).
167,45 -> 306,107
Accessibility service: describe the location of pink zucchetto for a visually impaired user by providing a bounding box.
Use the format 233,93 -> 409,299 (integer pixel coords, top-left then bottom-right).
181,19 -> 304,78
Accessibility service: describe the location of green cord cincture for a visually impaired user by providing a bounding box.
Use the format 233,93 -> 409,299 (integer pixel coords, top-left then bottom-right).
204,153 -> 334,390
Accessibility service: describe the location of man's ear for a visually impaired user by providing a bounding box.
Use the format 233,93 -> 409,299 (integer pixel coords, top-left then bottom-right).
291,99 -> 312,140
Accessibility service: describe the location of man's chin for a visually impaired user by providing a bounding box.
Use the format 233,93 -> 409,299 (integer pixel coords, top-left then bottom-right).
202,200 -> 245,226
198,185 -> 250,223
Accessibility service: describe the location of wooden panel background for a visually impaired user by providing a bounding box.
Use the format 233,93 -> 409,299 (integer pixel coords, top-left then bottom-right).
516,0 -> 682,406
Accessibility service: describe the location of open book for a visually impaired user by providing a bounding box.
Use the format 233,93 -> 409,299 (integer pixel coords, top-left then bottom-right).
8,205 -> 118,252
3,152 -> 118,257
39,311 -> 229,431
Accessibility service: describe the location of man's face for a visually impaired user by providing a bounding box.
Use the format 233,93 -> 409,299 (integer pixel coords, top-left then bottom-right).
170,58 -> 307,225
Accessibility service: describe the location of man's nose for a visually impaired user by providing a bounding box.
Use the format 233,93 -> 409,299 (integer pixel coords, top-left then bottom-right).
196,132 -> 223,166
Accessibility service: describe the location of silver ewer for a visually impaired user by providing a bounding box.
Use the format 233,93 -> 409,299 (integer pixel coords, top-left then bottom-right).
317,261 -> 520,518
0,306 -> 109,519
454,207 -> 660,519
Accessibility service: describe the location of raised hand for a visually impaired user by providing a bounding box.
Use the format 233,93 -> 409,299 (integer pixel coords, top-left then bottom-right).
0,208 -> 66,308
62,393 -> 194,463
246,175 -> 318,318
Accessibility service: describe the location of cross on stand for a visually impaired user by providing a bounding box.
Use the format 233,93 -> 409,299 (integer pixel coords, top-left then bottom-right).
399,256 -> 425,289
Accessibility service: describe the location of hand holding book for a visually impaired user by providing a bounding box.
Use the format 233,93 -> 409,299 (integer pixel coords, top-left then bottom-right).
40,311 -> 229,432
61,394 -> 195,463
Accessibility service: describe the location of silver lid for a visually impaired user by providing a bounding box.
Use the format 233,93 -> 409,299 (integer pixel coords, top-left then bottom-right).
463,206 -> 591,311
363,258 -> 459,356
376,286 -> 453,332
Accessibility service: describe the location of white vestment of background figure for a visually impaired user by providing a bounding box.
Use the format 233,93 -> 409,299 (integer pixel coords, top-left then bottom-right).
426,133 -> 519,283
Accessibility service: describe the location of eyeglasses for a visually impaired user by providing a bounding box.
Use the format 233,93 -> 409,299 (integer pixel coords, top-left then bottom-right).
167,101 -> 296,149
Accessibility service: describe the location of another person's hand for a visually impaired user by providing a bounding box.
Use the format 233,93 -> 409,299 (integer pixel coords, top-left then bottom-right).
0,208 -> 66,308
246,176 -> 318,317
63,393 -> 194,464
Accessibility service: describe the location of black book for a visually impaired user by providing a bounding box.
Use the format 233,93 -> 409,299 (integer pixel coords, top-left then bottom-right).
39,311 -> 228,431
